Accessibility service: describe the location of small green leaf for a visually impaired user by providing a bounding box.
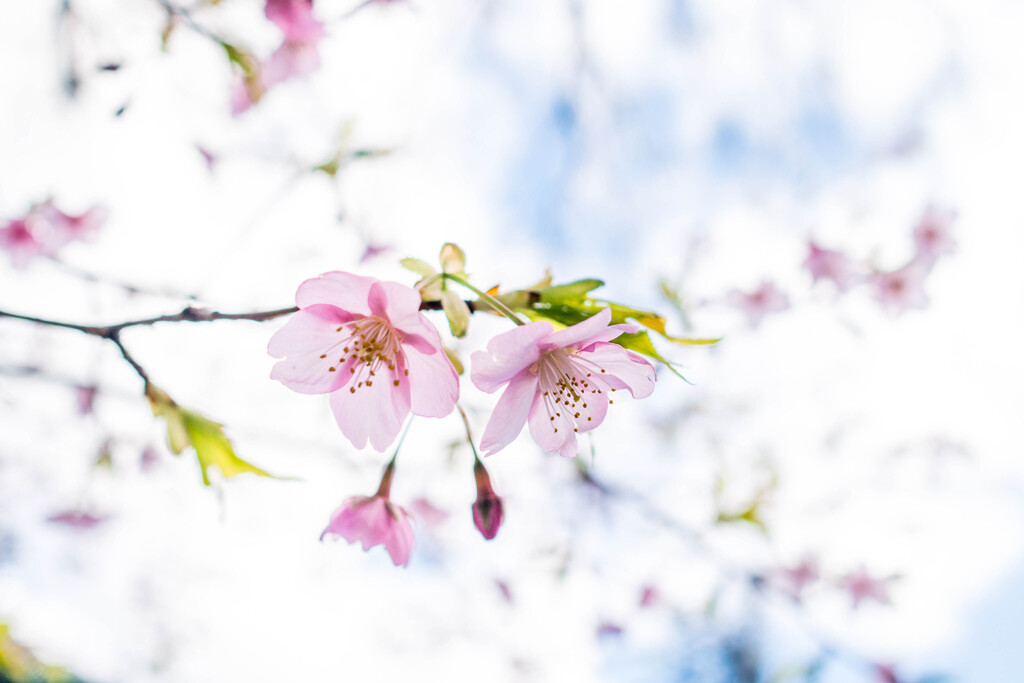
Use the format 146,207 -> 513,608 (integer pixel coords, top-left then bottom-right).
537,279 -> 605,302
180,410 -> 275,486
146,383 -> 279,487
442,344 -> 464,375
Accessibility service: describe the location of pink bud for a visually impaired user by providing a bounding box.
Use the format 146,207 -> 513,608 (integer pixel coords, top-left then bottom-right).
471,460 -> 504,540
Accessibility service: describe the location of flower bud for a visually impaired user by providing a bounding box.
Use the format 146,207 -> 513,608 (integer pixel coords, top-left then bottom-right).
471,460 -> 504,540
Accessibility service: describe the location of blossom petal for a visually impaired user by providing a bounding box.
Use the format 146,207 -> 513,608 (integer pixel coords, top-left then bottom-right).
403,343 -> 459,418
470,321 -> 552,393
295,271 -> 377,314
540,307 -> 613,350
576,342 -> 656,399
480,370 -> 538,456
368,280 -> 424,323
527,391 -> 578,457
328,365 -> 411,450
383,504 -> 415,566
268,306 -> 359,394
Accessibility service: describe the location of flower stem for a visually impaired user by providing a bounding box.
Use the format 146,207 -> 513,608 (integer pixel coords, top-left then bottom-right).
444,274 -> 525,327
455,403 -> 482,464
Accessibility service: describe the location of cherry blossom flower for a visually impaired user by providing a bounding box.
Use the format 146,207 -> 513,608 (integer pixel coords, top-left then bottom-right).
265,0 -> 324,43
321,496 -> 415,566
728,281 -> 790,327
36,202 -> 106,248
803,241 -> 857,292
838,565 -> 896,608
470,307 -> 656,458
871,263 -> 929,313
471,459 -> 504,540
321,459 -> 415,566
912,206 -> 957,266
0,217 -> 48,268
46,510 -> 108,530
771,555 -> 820,602
269,271 -> 459,451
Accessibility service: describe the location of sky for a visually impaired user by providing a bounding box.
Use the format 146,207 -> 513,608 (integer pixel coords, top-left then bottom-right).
2,1 -> 1024,682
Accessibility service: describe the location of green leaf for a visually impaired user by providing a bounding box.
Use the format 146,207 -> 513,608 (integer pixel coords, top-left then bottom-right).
180,410 -> 275,486
0,623 -> 74,682
146,383 -> 279,487
537,279 -> 605,302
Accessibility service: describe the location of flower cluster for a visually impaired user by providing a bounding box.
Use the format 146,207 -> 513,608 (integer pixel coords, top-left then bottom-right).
0,201 -> 106,268
270,247 -> 692,565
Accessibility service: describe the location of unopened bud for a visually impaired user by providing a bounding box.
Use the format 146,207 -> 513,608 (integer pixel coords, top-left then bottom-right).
471,460 -> 504,540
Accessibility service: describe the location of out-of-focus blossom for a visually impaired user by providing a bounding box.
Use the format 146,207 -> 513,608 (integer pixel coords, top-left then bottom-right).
36,202 -> 106,247
638,584 -> 660,608
471,307 -> 656,458
196,144 -> 217,170
0,218 -> 49,268
320,461 -> 415,566
1,202 -> 106,268
771,555 -> 820,602
360,242 -> 392,263
912,206 -> 957,266
46,510 -> 108,530
75,385 -> 98,416
269,271 -> 459,451
140,446 -> 161,472
838,565 -> 896,608
871,263 -> 929,313
596,622 -> 624,638
265,0 -> 324,43
263,39 -> 321,84
728,281 -> 790,327
408,497 -> 448,527
803,242 -> 857,292
471,459 -> 504,540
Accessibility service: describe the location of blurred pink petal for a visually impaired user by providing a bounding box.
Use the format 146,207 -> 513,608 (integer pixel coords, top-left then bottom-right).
912,206 -> 957,267
265,0 -> 325,44
74,385 -> 97,416
408,497 -> 448,527
0,217 -> 50,268
839,565 -> 895,608
47,510 -> 108,530
728,281 -> 790,327
803,241 -> 857,292
471,307 -> 656,458
638,584 -> 660,608
871,263 -> 929,313
269,272 -> 458,451
771,556 -> 820,601
37,202 -> 106,247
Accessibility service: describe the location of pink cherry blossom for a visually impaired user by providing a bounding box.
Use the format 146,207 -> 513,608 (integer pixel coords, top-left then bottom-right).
36,202 -> 107,248
269,272 -> 459,451
0,217 -> 49,268
803,241 -> 857,292
771,555 -> 820,601
321,495 -> 415,566
912,205 -> 956,266
265,0 -> 324,44
871,263 -> 929,313
838,565 -> 896,608
728,280 -> 790,327
470,307 -> 656,458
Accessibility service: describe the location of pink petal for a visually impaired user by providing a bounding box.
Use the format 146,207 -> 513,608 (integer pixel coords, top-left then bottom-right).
328,364 -> 411,450
527,391 -> 578,457
470,322 -> 552,393
369,280 -> 425,324
263,40 -> 320,86
540,307 -> 613,350
576,342 -> 656,399
265,0 -> 325,43
295,271 -> 377,314
382,504 -> 415,566
268,306 -> 359,394
480,370 -> 538,455
404,343 -> 459,418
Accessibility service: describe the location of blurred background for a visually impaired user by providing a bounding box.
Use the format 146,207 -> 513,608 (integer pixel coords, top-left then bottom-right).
1,0 -> 1023,681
